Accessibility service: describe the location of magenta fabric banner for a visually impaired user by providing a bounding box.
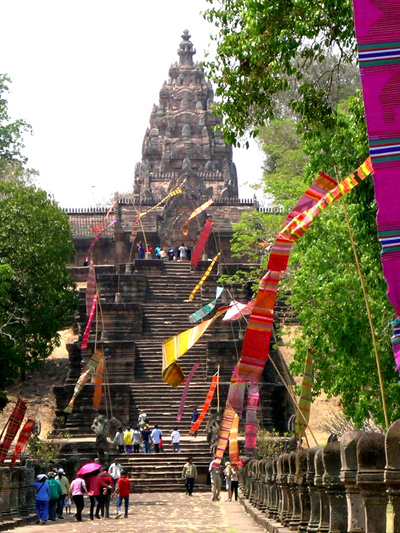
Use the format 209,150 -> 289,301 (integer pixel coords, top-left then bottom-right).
176,362 -> 200,421
191,220 -> 213,267
86,218 -> 117,262
245,384 -> 259,450
352,0 -> 400,369
81,294 -> 98,350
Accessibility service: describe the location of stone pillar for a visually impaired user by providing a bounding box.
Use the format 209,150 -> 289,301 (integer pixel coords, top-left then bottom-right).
280,453 -> 292,526
315,448 -> 330,533
340,430 -> 366,532
297,448 -> 311,533
356,432 -> 387,533
269,459 -> 280,519
322,440 -> 347,532
289,451 -> 302,530
260,459 -> 268,511
307,446 -> 322,533
385,419 -> 400,533
114,220 -> 126,265
18,467 -> 35,517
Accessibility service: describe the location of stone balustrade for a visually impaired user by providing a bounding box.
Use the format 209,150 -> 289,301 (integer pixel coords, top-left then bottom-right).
239,419 -> 400,533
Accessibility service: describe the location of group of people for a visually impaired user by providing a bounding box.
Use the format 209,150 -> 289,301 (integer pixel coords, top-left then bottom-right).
136,242 -> 190,261
33,460 -> 131,524
113,422 -> 181,454
209,457 -> 240,502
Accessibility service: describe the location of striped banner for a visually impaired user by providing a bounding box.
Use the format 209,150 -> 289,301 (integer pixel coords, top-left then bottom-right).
183,199 -> 214,235
222,300 -> 254,321
10,418 -> 36,466
245,384 -> 259,451
139,188 -> 183,218
176,362 -> 200,421
189,287 -> 224,323
229,413 -> 240,465
295,354 -> 314,442
81,294 -> 98,350
129,214 -> 141,243
185,251 -> 222,302
189,374 -> 218,435
191,220 -> 213,266
93,353 -> 105,410
86,218 -> 117,262
92,197 -> 119,232
213,402 -> 236,467
64,351 -> 103,413
0,398 -> 27,465
86,262 -> 96,317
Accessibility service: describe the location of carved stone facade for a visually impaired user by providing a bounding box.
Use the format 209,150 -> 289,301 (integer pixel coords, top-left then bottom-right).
134,30 -> 238,203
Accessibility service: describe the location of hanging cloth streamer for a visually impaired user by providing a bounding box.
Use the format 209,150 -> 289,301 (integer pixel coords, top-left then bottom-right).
0,398 -> 27,465
86,261 -> 96,317
129,214 -> 141,243
10,418 -> 36,466
176,362 -> 200,421
295,353 -> 314,444
185,251 -> 222,302
64,351 -> 103,413
189,287 -> 224,323
139,188 -> 183,218
189,374 -> 218,435
92,197 -> 119,233
93,353 -> 106,410
352,0 -> 400,374
222,300 -> 254,321
85,218 -> 117,262
81,294 -> 98,350
162,305 -> 230,387
245,384 -> 259,451
229,413 -> 240,465
191,220 -> 213,266
183,199 -> 214,235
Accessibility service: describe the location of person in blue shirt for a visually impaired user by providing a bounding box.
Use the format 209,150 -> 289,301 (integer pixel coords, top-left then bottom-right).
32,474 -> 50,524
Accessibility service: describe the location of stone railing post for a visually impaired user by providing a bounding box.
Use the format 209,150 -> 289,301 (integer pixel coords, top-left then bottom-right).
279,453 -> 292,526
356,432 -> 387,533
289,451 -> 302,530
385,419 -> 400,533
322,441 -> 347,532
340,430 -> 366,532
307,446 -> 322,533
260,459 -> 269,511
315,448 -> 330,532
268,458 -> 280,519
276,454 -> 286,524
296,448 -> 311,533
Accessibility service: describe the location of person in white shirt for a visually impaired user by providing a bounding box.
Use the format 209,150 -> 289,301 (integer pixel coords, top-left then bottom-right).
114,426 -> 124,454
137,411 -> 147,429
132,426 -> 141,453
209,456 -> 222,501
108,458 -> 122,490
151,424 -> 163,453
171,427 -> 181,453
178,243 -> 187,261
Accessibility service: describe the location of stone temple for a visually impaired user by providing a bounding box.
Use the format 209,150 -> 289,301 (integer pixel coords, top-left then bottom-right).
67,30 -> 278,266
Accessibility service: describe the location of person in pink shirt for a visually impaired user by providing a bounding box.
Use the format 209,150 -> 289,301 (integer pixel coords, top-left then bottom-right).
87,470 -> 110,520
68,475 -> 88,522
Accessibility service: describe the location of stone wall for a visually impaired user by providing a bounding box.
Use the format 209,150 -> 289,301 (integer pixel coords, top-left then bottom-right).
0,466 -> 36,530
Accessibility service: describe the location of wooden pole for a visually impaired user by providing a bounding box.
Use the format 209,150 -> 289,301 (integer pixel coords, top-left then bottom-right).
217,365 -> 220,412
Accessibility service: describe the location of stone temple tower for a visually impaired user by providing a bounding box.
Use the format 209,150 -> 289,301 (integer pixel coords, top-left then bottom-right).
133,30 -> 239,203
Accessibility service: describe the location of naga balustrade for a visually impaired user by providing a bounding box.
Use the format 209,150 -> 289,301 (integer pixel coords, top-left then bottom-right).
239,419 -> 400,533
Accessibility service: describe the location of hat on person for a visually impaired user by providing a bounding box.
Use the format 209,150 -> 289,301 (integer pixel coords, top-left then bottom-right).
37,474 -> 47,481
225,461 -> 231,465
57,468 -> 65,474
47,471 -> 55,478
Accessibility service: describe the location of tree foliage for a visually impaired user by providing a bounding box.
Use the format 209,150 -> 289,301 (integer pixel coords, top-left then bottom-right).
203,0 -> 357,144
0,76 -> 77,410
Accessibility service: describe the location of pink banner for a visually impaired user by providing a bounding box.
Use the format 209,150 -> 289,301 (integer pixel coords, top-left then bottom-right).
176,362 -> 200,421
81,294 -> 98,350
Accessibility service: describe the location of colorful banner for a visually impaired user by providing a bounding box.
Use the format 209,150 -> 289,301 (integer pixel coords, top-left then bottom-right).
81,294 -> 98,350
183,199 -> 214,235
222,300 -> 254,321
0,398 -> 27,465
10,418 -> 35,466
176,362 -> 200,421
352,0 -> 400,373
213,402 -> 236,467
245,384 -> 259,450
189,374 -> 218,435
86,261 -> 96,317
189,287 -> 224,323
295,353 -> 314,443
162,305 -> 229,387
139,188 -> 183,218
191,220 -> 213,266
129,214 -> 141,243
86,218 -> 117,262
229,413 -> 240,465
92,198 -> 119,232
93,353 -> 105,410
64,351 -> 103,413
185,251 -> 222,302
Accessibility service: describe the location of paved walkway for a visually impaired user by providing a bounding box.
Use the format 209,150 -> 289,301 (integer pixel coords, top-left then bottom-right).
7,492 -> 265,533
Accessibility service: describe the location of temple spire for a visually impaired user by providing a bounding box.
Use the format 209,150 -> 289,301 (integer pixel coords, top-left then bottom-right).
178,29 -> 196,67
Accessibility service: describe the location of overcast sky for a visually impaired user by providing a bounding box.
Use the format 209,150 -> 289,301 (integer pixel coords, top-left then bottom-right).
0,0 -> 265,208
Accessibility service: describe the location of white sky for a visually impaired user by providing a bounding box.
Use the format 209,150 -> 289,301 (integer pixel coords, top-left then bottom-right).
0,0 -> 265,208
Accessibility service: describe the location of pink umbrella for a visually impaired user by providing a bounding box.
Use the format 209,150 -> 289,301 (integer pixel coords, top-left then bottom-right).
76,462 -> 102,476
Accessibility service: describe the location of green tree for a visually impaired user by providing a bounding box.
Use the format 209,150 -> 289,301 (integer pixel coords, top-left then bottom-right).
203,0 -> 357,144
0,76 -> 77,410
